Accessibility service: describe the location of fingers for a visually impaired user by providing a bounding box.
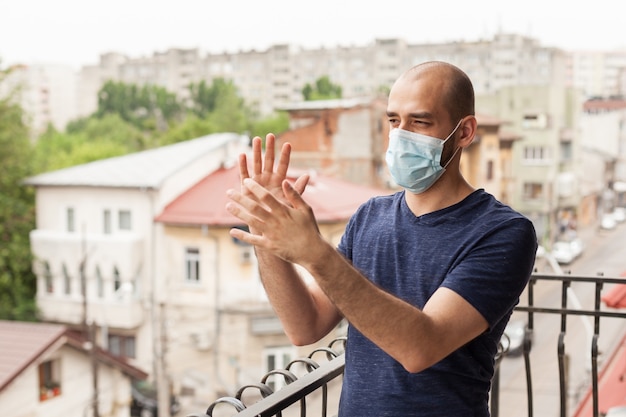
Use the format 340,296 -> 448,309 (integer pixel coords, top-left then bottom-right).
263,133 -> 276,175
275,142 -> 291,179
293,173 -> 310,195
252,136 -> 263,176
238,153 -> 249,185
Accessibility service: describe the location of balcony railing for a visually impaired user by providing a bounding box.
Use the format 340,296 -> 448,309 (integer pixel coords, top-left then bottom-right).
189,273 -> 626,417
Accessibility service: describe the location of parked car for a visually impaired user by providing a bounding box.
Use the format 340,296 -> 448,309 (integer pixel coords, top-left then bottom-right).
501,320 -> 532,357
552,238 -> 584,264
131,381 -> 180,417
601,213 -> 617,230
613,207 -> 626,223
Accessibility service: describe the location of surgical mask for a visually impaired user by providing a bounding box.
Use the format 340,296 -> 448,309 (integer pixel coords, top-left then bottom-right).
385,120 -> 462,194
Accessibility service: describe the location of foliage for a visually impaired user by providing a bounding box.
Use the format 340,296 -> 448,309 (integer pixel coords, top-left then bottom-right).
302,76 -> 342,101
249,111 -> 290,139
33,115 -> 144,173
96,80 -> 183,131
156,114 -> 217,146
0,67 -> 38,321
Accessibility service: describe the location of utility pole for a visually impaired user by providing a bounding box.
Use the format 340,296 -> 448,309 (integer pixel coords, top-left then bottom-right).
80,227 -> 99,417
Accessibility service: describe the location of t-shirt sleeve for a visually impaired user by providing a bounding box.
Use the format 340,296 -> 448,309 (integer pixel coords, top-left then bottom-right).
441,216 -> 538,328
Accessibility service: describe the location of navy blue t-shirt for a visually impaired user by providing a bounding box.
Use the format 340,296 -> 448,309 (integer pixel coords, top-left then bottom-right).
336,189 -> 537,417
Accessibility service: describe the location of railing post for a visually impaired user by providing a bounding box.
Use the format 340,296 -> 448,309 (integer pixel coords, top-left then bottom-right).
558,278 -> 570,417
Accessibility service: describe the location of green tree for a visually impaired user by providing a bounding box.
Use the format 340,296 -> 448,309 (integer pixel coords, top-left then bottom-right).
33,115 -> 143,173
249,111 -> 290,139
188,78 -> 254,134
96,81 -> 183,131
0,67 -> 38,320
302,76 -> 342,101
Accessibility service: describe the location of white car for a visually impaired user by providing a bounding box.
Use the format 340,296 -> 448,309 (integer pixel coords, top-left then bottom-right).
613,207 -> 626,223
551,237 -> 584,264
601,213 -> 617,230
552,241 -> 576,264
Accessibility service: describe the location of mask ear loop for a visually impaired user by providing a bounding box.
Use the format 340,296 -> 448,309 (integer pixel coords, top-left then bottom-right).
440,118 -> 465,168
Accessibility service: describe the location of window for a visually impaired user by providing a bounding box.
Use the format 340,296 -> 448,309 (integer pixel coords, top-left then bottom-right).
43,261 -> 53,294
103,209 -> 111,234
118,210 -> 131,231
113,267 -> 121,292
523,182 -> 544,200
108,334 -> 136,359
62,264 -> 71,295
523,146 -> 551,164
66,207 -> 75,232
185,248 -> 200,282
39,360 -> 61,401
263,346 -> 295,391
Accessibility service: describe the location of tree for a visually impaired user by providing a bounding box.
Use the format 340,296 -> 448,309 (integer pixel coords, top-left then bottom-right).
249,111 -> 290,139
33,115 -> 144,173
302,76 -> 342,101
0,66 -> 38,320
96,81 -> 183,131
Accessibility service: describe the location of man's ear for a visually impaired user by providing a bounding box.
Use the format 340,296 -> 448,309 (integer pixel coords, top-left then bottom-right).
459,116 -> 478,148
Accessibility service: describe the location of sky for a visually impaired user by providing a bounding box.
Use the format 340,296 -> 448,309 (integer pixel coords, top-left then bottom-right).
1,0 -> 625,70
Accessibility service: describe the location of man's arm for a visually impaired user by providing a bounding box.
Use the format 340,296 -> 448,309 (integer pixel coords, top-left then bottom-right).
227,177 -> 490,373
234,134 -> 343,345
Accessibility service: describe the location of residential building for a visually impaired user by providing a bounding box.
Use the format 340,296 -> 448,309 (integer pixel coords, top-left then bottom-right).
568,49 -> 626,99
24,133 -> 248,414
75,33 -> 569,120
579,99 -> 626,224
276,97 -> 389,188
476,84 -> 584,246
0,320 -> 146,417
0,63 -> 77,137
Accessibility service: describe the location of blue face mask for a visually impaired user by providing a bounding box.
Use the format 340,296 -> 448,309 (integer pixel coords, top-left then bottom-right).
385,120 -> 462,194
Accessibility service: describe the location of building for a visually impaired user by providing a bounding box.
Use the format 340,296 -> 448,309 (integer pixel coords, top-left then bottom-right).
75,34 -> 569,120
276,97 -> 389,187
476,84 -> 584,246
24,133 -> 248,414
0,320 -> 147,417
0,64 -> 78,137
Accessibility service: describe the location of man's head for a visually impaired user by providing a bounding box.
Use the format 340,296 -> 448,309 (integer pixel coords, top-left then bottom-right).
387,61 -> 477,166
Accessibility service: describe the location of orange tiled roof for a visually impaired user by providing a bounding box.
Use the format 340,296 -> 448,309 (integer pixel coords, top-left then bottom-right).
154,165 -> 390,226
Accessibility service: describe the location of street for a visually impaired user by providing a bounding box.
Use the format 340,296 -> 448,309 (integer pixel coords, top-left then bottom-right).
496,223 -> 626,417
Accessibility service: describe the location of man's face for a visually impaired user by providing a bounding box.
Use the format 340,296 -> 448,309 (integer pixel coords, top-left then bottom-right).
386,72 -> 459,165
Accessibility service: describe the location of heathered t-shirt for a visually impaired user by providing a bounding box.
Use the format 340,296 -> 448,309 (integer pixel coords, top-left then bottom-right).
336,189 -> 537,417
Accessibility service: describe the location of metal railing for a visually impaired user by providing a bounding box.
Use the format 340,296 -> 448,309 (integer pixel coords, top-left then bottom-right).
189,273 -> 626,417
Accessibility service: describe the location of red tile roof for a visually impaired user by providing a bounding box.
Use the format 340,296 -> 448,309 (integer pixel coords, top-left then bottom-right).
155,166 -> 391,226
0,320 -> 147,392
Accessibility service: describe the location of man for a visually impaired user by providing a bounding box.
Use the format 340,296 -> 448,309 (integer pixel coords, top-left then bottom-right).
226,61 -> 537,416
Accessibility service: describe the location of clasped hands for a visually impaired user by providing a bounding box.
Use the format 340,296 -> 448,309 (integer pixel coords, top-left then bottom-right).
226,133 -> 324,266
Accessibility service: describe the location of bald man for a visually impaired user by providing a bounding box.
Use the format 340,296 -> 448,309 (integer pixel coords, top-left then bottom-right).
226,61 -> 537,416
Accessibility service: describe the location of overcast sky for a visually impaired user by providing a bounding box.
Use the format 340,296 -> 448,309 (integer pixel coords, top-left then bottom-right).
1,0 -> 624,70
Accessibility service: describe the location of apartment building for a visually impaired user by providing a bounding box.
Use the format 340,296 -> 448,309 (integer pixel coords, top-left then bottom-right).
75,33 -> 569,120
476,84 -> 585,244
1,63 -> 77,137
